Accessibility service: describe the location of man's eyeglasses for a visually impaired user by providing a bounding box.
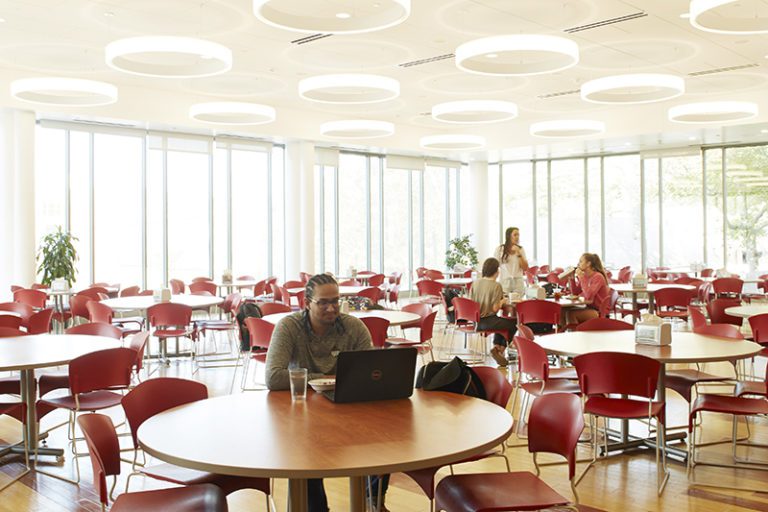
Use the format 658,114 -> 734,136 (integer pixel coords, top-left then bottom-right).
311,298 -> 340,308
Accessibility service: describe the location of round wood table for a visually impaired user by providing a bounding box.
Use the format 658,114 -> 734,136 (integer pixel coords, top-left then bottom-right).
262,310 -> 420,327
0,334 -> 121,458
138,390 -> 512,512
211,279 -> 260,294
101,294 -> 224,312
435,277 -> 472,286
725,304 -> 768,319
610,283 -> 695,319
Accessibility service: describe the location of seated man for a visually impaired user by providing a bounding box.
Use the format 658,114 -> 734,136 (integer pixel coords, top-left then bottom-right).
265,273 -> 389,512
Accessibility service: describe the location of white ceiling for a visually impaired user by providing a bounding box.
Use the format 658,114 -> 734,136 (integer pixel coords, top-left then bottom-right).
1,0 -> 768,160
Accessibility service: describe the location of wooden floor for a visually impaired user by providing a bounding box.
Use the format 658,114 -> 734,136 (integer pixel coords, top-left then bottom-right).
2,318 -> 768,512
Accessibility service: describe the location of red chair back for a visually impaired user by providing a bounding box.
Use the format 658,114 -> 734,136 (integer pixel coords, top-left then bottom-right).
13,288 -> 47,309
516,300 -> 561,329
191,276 -> 212,283
575,317 -> 633,331
402,303 -> 432,320
512,336 -> 549,381
0,302 -> 34,327
273,284 -> 291,307
77,287 -> 109,300
169,279 -> 185,294
28,308 -> 54,334
252,279 -> 268,297
528,393 -> 584,480
70,294 -> 94,323
688,306 -> 707,330
574,352 -> 660,399
424,269 -> 445,281
356,287 -> 380,304
0,315 -> 22,329
86,301 -> 113,324
121,377 -> 207,449
712,277 -> 743,297
694,323 -> 744,339
299,272 -> 313,284
127,331 -> 150,373
245,317 -> 275,349
700,268 -> 714,277
419,311 -> 437,344
259,302 -> 292,316
77,413 -> 123,506
539,265 -> 550,274
66,322 -> 123,339
415,267 -> 427,279
697,281 -> 713,305
360,317 -> 390,348
68,347 -> 136,395
471,366 -> 513,409
0,327 -> 26,337
452,297 -> 480,328
367,274 -> 385,287
749,313 -> 768,345
416,279 -> 444,297
189,281 -> 217,296
120,286 -> 140,297
706,297 -> 742,326
147,303 -> 192,329
654,287 -> 695,310
515,323 -> 535,340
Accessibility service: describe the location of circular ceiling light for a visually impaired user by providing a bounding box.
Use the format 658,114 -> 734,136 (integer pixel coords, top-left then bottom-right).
668,101 -> 758,123
690,0 -> 768,34
530,120 -> 605,138
419,134 -> 486,150
105,36 -> 232,78
10,77 -> 118,106
581,73 -> 685,104
189,102 -> 276,125
298,74 -> 399,104
320,120 -> 394,139
252,0 -> 410,34
431,100 -> 518,124
455,34 -> 579,76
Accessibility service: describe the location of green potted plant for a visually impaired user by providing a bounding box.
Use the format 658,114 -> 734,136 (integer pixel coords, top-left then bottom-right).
445,235 -> 479,271
37,226 -> 78,288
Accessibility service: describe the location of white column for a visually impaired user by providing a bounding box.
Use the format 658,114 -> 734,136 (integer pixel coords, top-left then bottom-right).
285,140 -> 315,280
0,108 -> 36,301
468,160 -> 491,261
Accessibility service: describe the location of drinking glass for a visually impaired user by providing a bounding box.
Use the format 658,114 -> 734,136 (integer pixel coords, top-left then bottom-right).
289,368 -> 308,402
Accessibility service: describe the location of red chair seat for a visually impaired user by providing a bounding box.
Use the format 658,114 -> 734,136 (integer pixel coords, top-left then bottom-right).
154,328 -> 193,339
657,310 -> 689,319
40,390 -> 124,411
521,378 -> 581,396
666,369 -> 730,402
141,463 -> 271,496
585,396 -> 664,420
548,367 -> 577,380
112,483 -> 228,512
692,394 -> 768,417
736,380 -> 767,397
435,471 -> 571,512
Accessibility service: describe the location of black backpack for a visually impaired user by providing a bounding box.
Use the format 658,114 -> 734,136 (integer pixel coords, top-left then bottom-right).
415,357 -> 486,399
236,302 -> 264,351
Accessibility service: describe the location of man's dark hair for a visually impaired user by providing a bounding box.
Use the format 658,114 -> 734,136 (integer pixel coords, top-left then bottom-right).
482,257 -> 500,277
304,273 -> 338,304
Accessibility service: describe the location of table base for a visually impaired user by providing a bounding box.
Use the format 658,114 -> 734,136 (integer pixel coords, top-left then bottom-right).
603,428 -> 688,462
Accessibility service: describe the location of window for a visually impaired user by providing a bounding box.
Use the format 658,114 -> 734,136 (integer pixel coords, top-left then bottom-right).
534,161 -> 549,265
231,148 -> 270,277
500,162 -> 534,257
603,155 -> 641,269
34,126 -> 66,251
338,153 -> 368,273
704,149 -> 725,268
661,154 -> 704,267
423,165 -> 449,270
382,168 -> 410,279
550,159 -> 585,266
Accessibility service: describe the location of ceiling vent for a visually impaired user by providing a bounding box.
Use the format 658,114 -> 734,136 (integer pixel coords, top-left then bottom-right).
564,12 -> 647,33
688,63 -> 759,76
399,53 -> 454,68
290,34 -> 332,45
538,89 -> 580,99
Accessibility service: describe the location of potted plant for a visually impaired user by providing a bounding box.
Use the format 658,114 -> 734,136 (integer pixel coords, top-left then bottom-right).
445,235 -> 479,271
37,226 -> 78,288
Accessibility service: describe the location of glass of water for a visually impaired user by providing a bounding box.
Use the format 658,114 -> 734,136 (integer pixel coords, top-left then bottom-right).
289,368 -> 308,402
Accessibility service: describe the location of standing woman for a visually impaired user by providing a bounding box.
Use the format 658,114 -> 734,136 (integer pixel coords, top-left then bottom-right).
494,227 -> 529,293
568,253 -> 610,325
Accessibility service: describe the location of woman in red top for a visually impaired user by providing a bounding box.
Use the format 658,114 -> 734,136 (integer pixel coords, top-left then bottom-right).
568,253 -> 610,325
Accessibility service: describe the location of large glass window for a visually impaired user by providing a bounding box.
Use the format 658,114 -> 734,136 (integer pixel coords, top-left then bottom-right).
34,127 -> 67,252
382,168 -> 410,278
704,149 -> 725,268
231,148 -> 270,277
586,157 -> 602,255
550,159 -> 585,267
661,154 -> 704,267
423,165 -> 449,270
69,131 -> 91,287
338,153 -> 368,273
603,155 -> 641,269
643,158 -> 660,268
534,161 -> 549,265
500,162 -> 534,257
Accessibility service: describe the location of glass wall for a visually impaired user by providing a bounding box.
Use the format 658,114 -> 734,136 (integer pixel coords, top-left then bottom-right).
550,159 -> 585,267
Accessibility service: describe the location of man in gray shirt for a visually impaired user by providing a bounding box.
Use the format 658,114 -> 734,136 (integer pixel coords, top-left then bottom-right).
264,273 -> 388,511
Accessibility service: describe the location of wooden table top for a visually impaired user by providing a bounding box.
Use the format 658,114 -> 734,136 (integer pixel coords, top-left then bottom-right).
536,330 -> 761,364
725,305 -> 768,319
610,283 -> 695,293
101,294 -> 224,311
138,390 -> 512,479
0,334 -> 122,371
262,310 -> 421,327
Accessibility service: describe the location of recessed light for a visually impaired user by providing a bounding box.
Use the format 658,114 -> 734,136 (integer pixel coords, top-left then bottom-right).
336,12 -> 351,19
761,129 -> 768,133
0,17 -> 6,23
485,53 -> 498,59
688,136 -> 696,140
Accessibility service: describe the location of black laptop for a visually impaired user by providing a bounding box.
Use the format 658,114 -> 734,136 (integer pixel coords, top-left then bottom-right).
323,347 -> 417,403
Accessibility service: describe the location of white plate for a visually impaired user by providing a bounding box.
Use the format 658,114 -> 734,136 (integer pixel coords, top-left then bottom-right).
309,378 -> 336,392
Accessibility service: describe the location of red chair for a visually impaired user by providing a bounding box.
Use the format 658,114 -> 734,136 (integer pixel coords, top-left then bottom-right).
574,317 -> 633,331
77,413 -> 228,512
69,294 -> 94,325
27,308 -> 54,334
688,363 -> 768,491
0,327 -> 26,337
0,302 -> 34,328
749,313 -> 768,352
539,265 -> 550,274
424,269 -> 444,281
434,393 -> 584,512
87,301 -> 142,337
386,284 -> 400,307
147,303 -> 194,362
191,276 -> 212,283
516,299 -> 562,334
189,281 -> 217,296
452,297 -> 509,357
415,267 -> 427,279
283,280 -> 306,308
416,279 -> 444,308
252,279 -> 269,297
397,303 -> 432,334
654,287 -> 695,321
272,284 -> 293,308
688,305 -> 708,330
573,351 -> 669,494
137,289 -> 155,296
405,366 -> 513,509
39,347 -> 137,483
196,293 -> 242,348
510,336 -> 580,439
706,298 -> 742,326
360,316 -> 390,349
77,287 -> 109,301
367,274 -> 385,287
356,287 -> 381,305
712,277 -> 743,298
126,331 -> 150,383
169,279 -> 185,294
338,279 -> 361,286
515,323 -> 535,340
700,268 -> 714,277
0,315 -> 22,329
258,302 -> 292,316
121,378 -> 272,504
120,286 -> 140,297
299,272 -> 313,284
695,281 -> 713,306
240,317 -> 274,391
13,288 -> 48,309
385,311 -> 437,362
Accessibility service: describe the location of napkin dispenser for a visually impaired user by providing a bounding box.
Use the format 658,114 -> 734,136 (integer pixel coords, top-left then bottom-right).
525,285 -> 546,300
154,288 -> 172,303
632,273 -> 648,289
635,314 -> 671,346
221,269 -> 232,284
51,278 -> 68,292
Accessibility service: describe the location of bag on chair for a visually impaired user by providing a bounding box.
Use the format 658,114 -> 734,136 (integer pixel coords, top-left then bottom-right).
236,302 -> 263,351
415,357 -> 486,399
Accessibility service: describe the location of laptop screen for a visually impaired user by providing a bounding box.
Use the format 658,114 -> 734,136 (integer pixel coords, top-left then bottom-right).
327,347 -> 417,403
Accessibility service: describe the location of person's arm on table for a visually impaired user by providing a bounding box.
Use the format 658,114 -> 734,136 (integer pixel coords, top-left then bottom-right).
264,319 -> 297,390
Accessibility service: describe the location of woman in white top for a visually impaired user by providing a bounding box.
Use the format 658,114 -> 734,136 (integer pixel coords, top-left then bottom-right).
493,227 -> 529,293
